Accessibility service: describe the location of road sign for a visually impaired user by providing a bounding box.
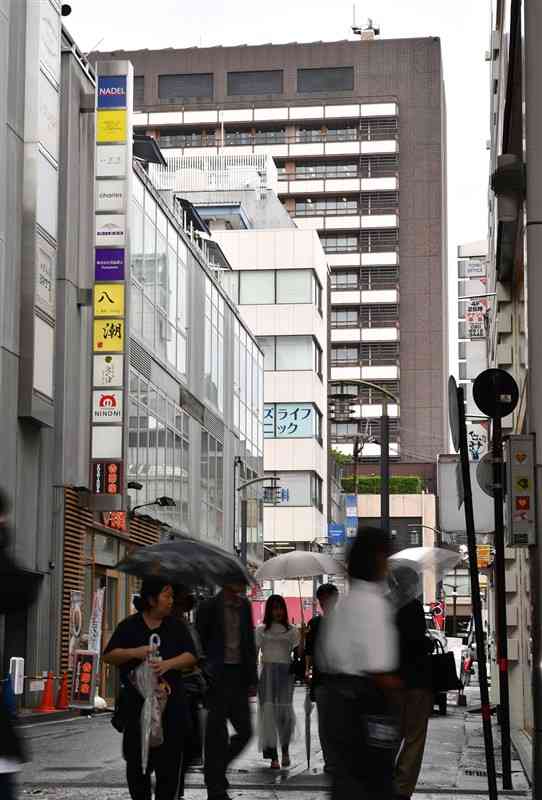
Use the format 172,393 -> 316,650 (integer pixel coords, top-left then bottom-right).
473,369 -> 519,419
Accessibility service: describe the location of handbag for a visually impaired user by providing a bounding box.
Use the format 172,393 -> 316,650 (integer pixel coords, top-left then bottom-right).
111,682 -> 139,733
431,642 -> 462,692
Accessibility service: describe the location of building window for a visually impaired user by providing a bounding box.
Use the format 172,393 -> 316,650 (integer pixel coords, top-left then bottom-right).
360,229 -> 399,253
159,128 -> 217,149
322,235 -> 358,253
331,345 -> 359,364
258,335 -> 322,376
158,73 -> 214,102
297,66 -> 354,94
239,270 -> 275,304
204,278 -> 225,412
128,369 -> 190,527
233,320 -> 264,458
276,269 -> 313,303
134,76 -> 144,108
295,197 -> 358,217
227,70 -> 283,96
292,161 -> 358,180
254,128 -> 286,144
360,342 -> 400,364
238,269 -> 321,308
131,176 -> 188,376
200,430 -> 224,543
360,267 -> 399,290
360,191 -> 399,215
360,304 -> 399,327
360,154 -> 399,178
264,403 -> 322,441
331,271 -> 359,289
331,308 -> 359,328
331,421 -> 359,437
360,116 -> 398,141
265,471 -> 323,510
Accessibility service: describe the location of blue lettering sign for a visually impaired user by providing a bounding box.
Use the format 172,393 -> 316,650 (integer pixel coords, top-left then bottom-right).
97,75 -> 127,109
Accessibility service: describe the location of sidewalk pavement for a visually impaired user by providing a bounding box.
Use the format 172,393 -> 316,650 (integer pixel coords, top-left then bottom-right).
19,684 -> 531,799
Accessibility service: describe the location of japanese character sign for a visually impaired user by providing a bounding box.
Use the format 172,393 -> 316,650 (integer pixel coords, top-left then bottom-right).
264,403 -> 316,438
93,319 -> 125,352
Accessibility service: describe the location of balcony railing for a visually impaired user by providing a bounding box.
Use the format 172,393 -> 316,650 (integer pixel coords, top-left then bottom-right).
294,206 -> 359,217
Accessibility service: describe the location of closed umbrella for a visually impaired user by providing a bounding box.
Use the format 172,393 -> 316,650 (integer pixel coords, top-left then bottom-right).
304,686 -> 314,769
115,533 -> 252,588
255,551 -> 343,623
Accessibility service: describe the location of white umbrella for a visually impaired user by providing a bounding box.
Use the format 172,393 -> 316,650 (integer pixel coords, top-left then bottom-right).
254,551 -> 343,624
389,546 -> 463,573
255,551 -> 344,582
389,546 -> 464,608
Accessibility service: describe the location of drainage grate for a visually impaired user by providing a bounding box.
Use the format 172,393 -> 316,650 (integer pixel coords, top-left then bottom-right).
464,768 -> 488,777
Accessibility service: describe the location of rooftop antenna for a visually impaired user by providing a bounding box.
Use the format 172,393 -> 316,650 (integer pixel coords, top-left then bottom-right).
352,6 -> 380,39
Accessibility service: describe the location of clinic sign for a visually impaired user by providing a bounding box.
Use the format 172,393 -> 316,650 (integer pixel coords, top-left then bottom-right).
90,63 -> 133,511
264,403 -> 317,438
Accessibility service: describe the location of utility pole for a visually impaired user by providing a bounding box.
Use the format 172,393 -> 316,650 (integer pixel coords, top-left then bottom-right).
381,399 -> 390,530
525,2 -> 542,792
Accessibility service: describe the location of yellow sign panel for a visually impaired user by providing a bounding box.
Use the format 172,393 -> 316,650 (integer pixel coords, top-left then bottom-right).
97,110 -> 127,143
94,284 -> 125,317
93,319 -> 125,353
477,544 -> 492,569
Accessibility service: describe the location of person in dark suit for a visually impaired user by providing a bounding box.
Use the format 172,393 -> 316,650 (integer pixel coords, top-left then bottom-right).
196,582 -> 257,800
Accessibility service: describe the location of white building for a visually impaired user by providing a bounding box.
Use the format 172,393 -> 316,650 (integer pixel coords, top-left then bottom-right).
155,154 -> 329,617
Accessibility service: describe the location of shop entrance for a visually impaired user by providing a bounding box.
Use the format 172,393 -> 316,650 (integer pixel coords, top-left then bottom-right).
83,531 -> 135,708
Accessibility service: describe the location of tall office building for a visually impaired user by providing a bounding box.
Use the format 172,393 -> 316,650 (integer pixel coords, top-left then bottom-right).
95,35 -> 448,467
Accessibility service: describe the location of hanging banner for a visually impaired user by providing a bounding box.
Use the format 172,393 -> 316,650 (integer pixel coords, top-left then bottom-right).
68,591 -> 83,671
465,298 -> 488,339
87,587 -> 105,654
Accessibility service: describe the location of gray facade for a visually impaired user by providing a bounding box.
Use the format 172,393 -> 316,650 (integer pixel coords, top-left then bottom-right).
95,36 -> 448,466
0,7 -> 263,689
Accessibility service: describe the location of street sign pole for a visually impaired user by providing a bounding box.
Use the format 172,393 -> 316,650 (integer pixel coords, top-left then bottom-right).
492,414 -> 513,790
452,378 -> 498,800
473,368 -> 519,792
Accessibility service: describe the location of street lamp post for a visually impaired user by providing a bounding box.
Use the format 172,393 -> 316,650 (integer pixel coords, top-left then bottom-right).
330,379 -> 398,531
236,474 -> 279,565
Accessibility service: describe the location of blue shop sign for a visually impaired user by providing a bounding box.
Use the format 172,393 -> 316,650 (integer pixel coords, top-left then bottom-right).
328,522 -> 346,545
98,75 -> 127,108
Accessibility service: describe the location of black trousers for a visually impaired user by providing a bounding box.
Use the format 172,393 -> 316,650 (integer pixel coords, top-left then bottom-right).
178,696 -> 203,799
123,722 -> 184,800
204,666 -> 252,800
321,675 -> 399,800
0,773 -> 16,800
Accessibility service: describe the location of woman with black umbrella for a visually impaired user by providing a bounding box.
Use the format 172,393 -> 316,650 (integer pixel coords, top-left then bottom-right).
103,579 -> 197,800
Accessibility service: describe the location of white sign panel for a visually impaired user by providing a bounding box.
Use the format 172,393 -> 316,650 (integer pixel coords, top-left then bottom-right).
96,144 -> 127,177
39,0 -> 61,83
95,214 -> 126,246
92,389 -> 123,422
465,298 -> 487,339
39,71 -> 60,160
464,260 -> 486,278
36,243 -> 56,317
96,180 -> 126,212
506,435 -> 536,546
91,425 -> 123,459
93,354 -> 124,387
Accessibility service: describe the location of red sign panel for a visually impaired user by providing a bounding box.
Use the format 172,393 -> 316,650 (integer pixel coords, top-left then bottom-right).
92,461 -> 122,495
70,650 -> 99,709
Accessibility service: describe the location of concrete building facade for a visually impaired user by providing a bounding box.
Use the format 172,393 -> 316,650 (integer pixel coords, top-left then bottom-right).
95,36 -> 449,468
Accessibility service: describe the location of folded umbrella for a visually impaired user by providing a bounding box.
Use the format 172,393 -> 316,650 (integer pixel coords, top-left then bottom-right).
304,686 -> 313,769
115,533 -> 252,588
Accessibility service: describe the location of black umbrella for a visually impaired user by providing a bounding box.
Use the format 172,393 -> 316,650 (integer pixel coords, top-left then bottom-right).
115,533 -> 252,588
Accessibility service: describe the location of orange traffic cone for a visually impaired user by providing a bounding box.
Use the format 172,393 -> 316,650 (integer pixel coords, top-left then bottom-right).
34,671 -> 56,713
55,672 -> 69,710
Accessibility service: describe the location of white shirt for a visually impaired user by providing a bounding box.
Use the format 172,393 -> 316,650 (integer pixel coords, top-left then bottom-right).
256,623 -> 300,664
317,579 -> 398,676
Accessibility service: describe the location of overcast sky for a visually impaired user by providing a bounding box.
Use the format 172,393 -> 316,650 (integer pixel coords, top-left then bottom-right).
67,0 -> 491,372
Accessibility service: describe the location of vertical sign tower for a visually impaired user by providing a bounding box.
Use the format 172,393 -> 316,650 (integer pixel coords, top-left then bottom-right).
90,62 -> 133,510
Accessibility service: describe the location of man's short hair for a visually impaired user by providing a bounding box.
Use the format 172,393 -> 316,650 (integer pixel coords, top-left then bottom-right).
347,524 -> 391,581
316,582 -> 339,602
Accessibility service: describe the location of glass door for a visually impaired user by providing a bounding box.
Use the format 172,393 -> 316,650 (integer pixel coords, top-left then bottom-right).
98,567 -> 128,706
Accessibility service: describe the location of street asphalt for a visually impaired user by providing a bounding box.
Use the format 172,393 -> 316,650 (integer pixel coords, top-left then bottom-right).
16,685 -> 531,800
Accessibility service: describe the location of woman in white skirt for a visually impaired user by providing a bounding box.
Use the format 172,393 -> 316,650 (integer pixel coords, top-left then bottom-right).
256,595 -> 300,769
